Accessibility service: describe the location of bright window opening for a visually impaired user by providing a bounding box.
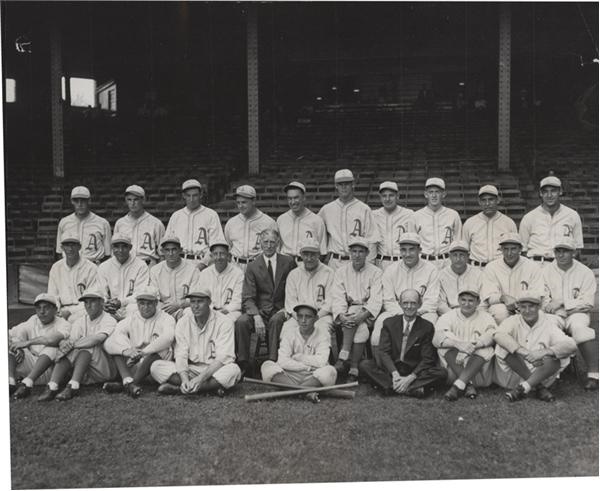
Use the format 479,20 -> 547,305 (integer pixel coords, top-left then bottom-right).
5,78 -> 16,103
70,77 -> 96,107
97,80 -> 117,112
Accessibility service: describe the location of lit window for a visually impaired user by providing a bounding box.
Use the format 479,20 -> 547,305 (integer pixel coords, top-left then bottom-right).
61,76 -> 66,100
5,78 -> 16,103
97,80 -> 117,112
70,77 -> 96,107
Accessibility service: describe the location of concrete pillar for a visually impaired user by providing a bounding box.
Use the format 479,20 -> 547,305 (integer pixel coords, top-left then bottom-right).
50,24 -> 65,178
247,4 -> 259,176
498,4 -> 511,171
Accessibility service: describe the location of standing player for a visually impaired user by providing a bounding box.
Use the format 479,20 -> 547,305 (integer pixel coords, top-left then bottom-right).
276,181 -> 327,260
462,185 -> 517,268
165,179 -> 225,271
113,184 -> 165,266
224,185 -> 277,271
373,181 -> 415,270
56,186 -> 112,264
519,175 -> 583,265
542,238 -> 598,390
318,169 -> 379,270
414,177 -> 462,269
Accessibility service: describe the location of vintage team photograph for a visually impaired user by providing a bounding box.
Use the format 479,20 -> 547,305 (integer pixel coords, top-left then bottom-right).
1,1 -> 598,489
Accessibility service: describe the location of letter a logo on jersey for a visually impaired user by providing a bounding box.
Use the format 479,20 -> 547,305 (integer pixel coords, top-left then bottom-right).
441,227 -> 453,246
350,219 -> 362,237
253,233 -> 261,252
520,281 -> 529,290
224,288 -> 233,305
396,225 -> 406,243
86,234 -> 98,252
563,224 -> 574,238
316,285 -> 325,304
305,230 -> 313,239
195,228 -> 208,246
573,287 -> 580,299
127,280 -> 135,297
141,233 -> 153,251
418,284 -> 427,297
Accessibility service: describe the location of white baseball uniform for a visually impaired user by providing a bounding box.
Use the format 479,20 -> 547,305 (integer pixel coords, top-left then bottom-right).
373,205 -> 416,269
114,211 -> 165,263
519,204 -> 584,259
196,262 -> 244,322
414,206 -> 462,265
438,264 -> 483,315
150,310 -> 241,389
149,260 -> 201,319
56,212 -> 112,262
224,210 -> 277,269
318,198 -> 380,269
48,257 -> 99,323
433,308 -> 497,387
9,315 -> 71,384
493,311 -> 577,388
165,205 -> 225,265
462,211 -> 517,265
97,255 -> 149,318
543,259 -> 597,344
276,208 -> 327,257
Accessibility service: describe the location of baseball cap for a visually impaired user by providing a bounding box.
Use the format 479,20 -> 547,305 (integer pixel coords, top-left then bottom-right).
78,287 -> 106,302
61,235 -> 81,246
71,186 -> 91,199
398,232 -> 421,246
478,185 -> 499,197
33,293 -> 58,308
458,287 -> 480,299
553,237 -> 577,251
125,184 -> 145,198
334,169 -> 354,183
378,181 -> 399,193
182,179 -> 202,192
293,303 -> 318,315
185,287 -> 212,299
299,238 -> 321,254
160,236 -> 181,248
283,181 -> 306,194
425,177 -> 445,190
135,286 -> 160,302
517,290 -> 544,305
448,240 -> 469,253
235,185 -> 257,199
209,240 -> 230,252
539,176 -> 562,189
111,233 -> 132,246
498,233 -> 523,247
348,236 -> 369,250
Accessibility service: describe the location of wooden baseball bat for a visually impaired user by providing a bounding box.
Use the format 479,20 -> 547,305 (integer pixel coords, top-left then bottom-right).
245,382 -> 358,402
243,377 -> 355,399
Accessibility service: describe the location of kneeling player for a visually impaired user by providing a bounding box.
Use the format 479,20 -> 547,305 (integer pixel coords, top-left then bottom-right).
262,304 -> 337,402
103,286 -> 176,397
433,288 -> 496,401
151,288 -> 241,396
493,291 -> 577,402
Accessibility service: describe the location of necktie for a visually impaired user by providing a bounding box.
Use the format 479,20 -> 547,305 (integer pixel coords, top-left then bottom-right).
267,258 -> 274,285
400,320 -> 411,361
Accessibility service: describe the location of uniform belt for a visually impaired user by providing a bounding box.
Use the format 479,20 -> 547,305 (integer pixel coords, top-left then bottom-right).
469,260 -> 488,267
420,253 -> 449,261
531,256 -> 554,262
376,254 -> 401,261
330,253 -> 350,260
181,253 -> 203,260
232,256 -> 254,265
61,303 -> 78,307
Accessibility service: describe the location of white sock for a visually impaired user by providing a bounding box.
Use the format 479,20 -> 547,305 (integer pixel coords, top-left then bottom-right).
48,381 -> 59,391
68,380 -> 80,390
520,381 -> 531,393
122,377 -> 134,385
9,377 -> 16,386
348,367 -> 359,376
454,379 -> 466,390
338,350 -> 349,361
22,377 -> 34,388
588,372 -> 599,380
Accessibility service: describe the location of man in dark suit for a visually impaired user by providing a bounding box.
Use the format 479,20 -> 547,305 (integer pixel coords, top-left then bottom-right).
359,289 -> 446,397
235,228 -> 297,374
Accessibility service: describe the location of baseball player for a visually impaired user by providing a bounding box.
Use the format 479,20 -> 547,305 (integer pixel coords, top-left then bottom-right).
413,177 -> 462,269
438,240 -> 483,315
373,180 -> 416,270
48,235 -> 99,324
56,185 -> 112,264
261,303 -> 337,402
150,288 -> 242,396
494,291 -> 577,402
38,287 -> 117,401
224,185 -> 277,271
330,236 -> 383,381
481,233 -> 545,324
542,238 -> 598,391
9,293 -> 71,399
194,241 -> 244,322
277,181 -> 327,260
433,288 -> 497,401
103,286 -> 176,397
462,185 -> 517,268
165,179 -> 225,271
372,233 -> 440,359
113,184 -> 165,266
519,175 -> 584,265
149,236 -> 201,320
318,169 -> 379,270
97,233 -> 149,320
282,238 -> 336,354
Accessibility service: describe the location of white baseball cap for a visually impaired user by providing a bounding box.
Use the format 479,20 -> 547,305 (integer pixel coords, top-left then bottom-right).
425,177 -> 445,190
398,232 -> 421,246
299,238 -> 321,254
293,303 -> 318,315
448,240 -> 469,253
209,240 -> 230,252
235,185 -> 257,199
378,181 -> 399,193
78,287 -> 106,302
182,179 -> 202,192
125,185 -> 145,198
553,237 -> 577,251
458,287 -> 480,299
283,181 -> 306,193
517,290 -> 544,305
499,233 -> 523,247
185,287 -> 212,299
539,176 -> 562,189
71,186 -> 91,199
334,169 -> 354,183
111,233 -> 132,246
61,235 -> 81,246
160,236 -> 181,248
348,236 -> 369,250
34,293 -> 59,308
478,185 -> 499,197
135,286 -> 160,302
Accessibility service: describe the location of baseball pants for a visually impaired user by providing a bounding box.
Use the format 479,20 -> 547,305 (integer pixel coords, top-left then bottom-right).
261,360 -> 337,386
150,360 -> 241,389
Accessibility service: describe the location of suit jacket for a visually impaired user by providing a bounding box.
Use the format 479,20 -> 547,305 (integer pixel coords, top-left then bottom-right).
242,253 -> 297,319
379,315 -> 439,377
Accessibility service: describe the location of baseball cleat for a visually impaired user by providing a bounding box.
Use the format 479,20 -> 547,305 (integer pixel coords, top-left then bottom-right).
535,385 -> 555,402
406,387 -> 426,399
465,384 -> 478,399
37,387 -> 58,402
13,384 -> 31,400
505,385 -> 526,402
55,386 -> 79,401
444,385 -> 464,402
157,383 -> 180,395
103,382 -> 124,394
126,383 -> 143,398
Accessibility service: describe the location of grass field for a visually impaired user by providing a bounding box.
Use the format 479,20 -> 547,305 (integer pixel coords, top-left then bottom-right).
9,370 -> 598,489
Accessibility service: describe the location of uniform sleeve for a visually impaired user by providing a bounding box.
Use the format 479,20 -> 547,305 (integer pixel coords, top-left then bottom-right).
123,264 -> 150,306
461,218 -> 473,245
277,330 -> 309,371
419,267 -> 440,315
98,316 -> 117,337
452,211 -> 463,243
47,265 -> 60,303
85,262 -> 100,291
148,266 -> 160,291
481,264 -> 502,305
364,269 -> 383,319
564,268 -> 596,311
437,281 -> 451,314
165,212 -> 177,239
381,268 -> 402,314
8,319 -> 32,343
103,318 -> 133,355
365,208 -> 380,264
96,264 -> 112,299
103,220 -> 112,257
213,317 -> 236,365
493,318 -> 520,353
317,216 -> 328,255
226,269 -> 244,314
174,319 -> 190,373
297,334 -> 330,369
518,213 -> 533,253
330,270 -> 348,320
241,266 -> 260,316
156,220 -> 166,250
573,212 -> 584,249
547,325 -> 578,359
477,314 -> 497,347
432,311 -> 458,348
55,219 -> 65,254
319,270 -> 335,316
142,314 -> 176,354
528,263 -> 546,302
223,219 -> 232,246
284,271 -> 299,316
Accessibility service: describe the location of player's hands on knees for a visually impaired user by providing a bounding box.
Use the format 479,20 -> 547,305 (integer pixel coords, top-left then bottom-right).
162,301 -> 181,315
254,315 -> 266,340
11,348 -> 25,364
11,340 -> 30,350
59,308 -> 72,320
458,341 -> 476,355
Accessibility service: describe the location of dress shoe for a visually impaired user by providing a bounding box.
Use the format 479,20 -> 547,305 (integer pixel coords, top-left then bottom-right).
37,387 -> 58,402
406,387 -> 426,398
584,377 -> 599,391
505,384 -> 526,402
215,387 -> 226,398
157,383 -> 181,395
13,384 -> 31,400
103,382 -> 124,394
465,384 -> 478,399
9,384 -> 17,396
535,385 -> 555,402
444,385 -> 464,402
126,383 -> 142,398
56,385 -> 79,401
